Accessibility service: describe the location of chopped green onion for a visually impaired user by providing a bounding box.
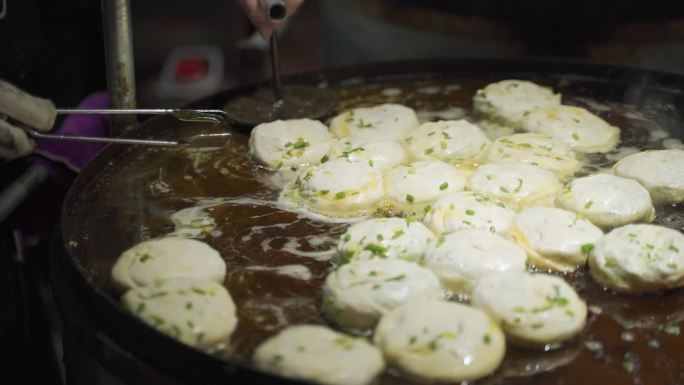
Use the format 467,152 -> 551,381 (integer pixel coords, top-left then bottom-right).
386,274 -> 406,282
292,138 -> 309,149
364,243 -> 387,256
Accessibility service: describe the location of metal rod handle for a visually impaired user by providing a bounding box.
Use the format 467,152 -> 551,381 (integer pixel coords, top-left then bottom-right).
56,108 -> 175,115
26,128 -> 178,147
55,108 -> 229,124
260,0 -> 287,22
269,32 -> 283,103
56,108 -> 226,116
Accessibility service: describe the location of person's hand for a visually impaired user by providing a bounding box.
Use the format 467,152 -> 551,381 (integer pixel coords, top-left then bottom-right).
0,79 -> 56,158
236,0 -> 304,38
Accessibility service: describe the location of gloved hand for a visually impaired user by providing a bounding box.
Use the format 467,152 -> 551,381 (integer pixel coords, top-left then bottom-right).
0,79 -> 56,158
236,0 -> 304,38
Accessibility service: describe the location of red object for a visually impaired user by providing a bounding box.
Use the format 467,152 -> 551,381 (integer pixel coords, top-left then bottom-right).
174,57 -> 209,82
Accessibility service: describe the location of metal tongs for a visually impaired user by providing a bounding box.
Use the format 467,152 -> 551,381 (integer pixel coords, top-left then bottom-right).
25,108 -> 233,148
0,78 -> 231,149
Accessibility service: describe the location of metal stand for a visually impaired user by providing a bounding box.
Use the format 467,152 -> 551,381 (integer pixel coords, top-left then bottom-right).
101,0 -> 138,135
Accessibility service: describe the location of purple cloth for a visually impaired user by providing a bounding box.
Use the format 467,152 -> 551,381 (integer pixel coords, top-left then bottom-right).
34,91 -> 110,172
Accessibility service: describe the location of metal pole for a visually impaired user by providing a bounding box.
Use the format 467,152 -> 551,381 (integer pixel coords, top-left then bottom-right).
101,0 -> 137,135
0,165 -> 48,224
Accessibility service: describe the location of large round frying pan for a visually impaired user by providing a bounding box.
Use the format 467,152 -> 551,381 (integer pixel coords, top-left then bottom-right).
58,58 -> 684,385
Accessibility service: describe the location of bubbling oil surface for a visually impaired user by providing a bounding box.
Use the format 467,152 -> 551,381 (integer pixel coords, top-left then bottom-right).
70,75 -> 684,385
